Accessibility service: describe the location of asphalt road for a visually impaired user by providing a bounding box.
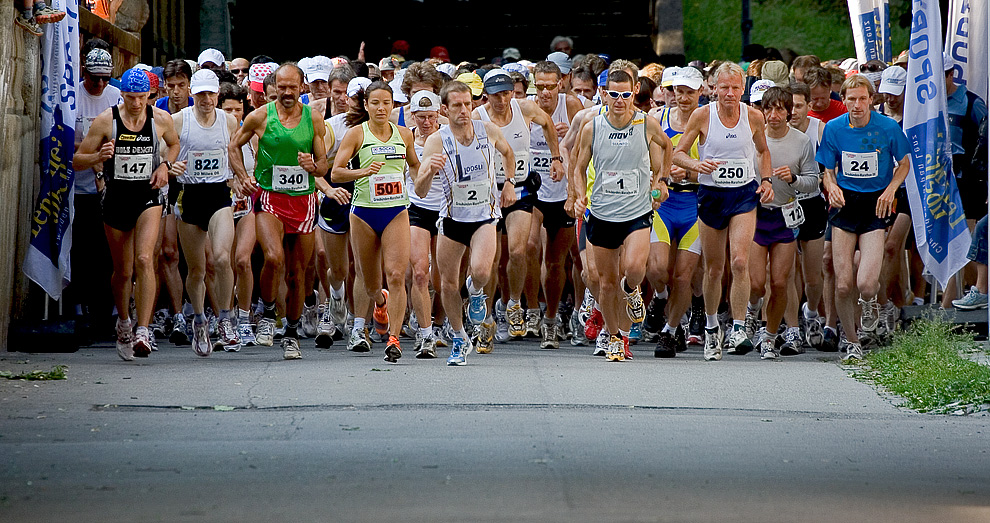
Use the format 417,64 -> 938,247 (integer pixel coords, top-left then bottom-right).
1,335 -> 988,522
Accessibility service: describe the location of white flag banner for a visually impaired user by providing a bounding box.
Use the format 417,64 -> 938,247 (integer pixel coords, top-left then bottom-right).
903,0 -> 972,288
23,0 -> 79,299
945,0 -> 988,101
847,0 -> 891,64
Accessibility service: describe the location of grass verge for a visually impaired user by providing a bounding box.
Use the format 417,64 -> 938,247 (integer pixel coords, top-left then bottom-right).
852,318 -> 990,414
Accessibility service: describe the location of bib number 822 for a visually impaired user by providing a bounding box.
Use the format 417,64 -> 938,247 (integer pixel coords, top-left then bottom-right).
194,158 -> 220,171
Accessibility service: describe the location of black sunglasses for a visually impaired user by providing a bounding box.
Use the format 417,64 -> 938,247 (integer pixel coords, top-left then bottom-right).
230,68 -> 248,74
92,75 -> 110,83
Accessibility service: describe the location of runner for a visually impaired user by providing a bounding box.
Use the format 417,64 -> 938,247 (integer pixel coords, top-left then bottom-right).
816,75 -> 910,360
169,69 -> 241,356
572,69 -> 672,361
228,63 -> 329,360
474,68 -> 564,342
746,86 -> 819,359
331,81 -> 425,363
74,68 -> 180,360
416,80 -> 516,366
525,60 -> 583,349
804,67 -> 847,123
672,62 -> 774,361
391,61 -> 444,128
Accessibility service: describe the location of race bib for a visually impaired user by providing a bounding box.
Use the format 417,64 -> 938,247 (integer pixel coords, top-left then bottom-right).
711,158 -> 752,187
115,153 -> 153,181
782,199 -> 805,229
495,149 -> 529,184
370,172 -> 405,204
452,179 -> 491,208
530,150 -> 553,175
272,165 -> 309,192
188,149 -> 225,179
601,170 -> 638,196
232,195 -> 251,219
841,151 -> 878,179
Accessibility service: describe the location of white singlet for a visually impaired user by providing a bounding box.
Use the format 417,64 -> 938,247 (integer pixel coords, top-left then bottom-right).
437,121 -> 501,222
697,101 -> 758,188
176,107 -> 231,184
531,93 -> 568,202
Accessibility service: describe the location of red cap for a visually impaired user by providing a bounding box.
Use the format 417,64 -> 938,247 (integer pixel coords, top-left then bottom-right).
391,40 -> 410,56
430,46 -> 450,62
143,70 -> 159,90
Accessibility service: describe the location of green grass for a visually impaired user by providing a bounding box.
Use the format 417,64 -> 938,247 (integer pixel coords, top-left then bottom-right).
683,0 -> 910,63
853,318 -> 990,414
0,364 -> 67,381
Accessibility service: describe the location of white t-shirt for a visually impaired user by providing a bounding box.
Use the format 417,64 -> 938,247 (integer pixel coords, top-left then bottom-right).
75,85 -> 122,195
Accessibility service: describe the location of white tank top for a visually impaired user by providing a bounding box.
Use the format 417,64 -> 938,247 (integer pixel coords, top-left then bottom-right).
796,116 -> 822,199
477,98 -> 530,197
437,121 -> 501,222
177,107 -> 230,184
531,93 -> 569,202
407,126 -> 444,211
697,102 -> 758,188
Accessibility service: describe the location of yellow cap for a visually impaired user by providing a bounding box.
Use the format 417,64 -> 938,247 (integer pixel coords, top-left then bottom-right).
456,72 -> 484,96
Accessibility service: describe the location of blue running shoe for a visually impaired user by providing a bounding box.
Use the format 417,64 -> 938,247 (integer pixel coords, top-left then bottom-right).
629,322 -> 643,344
447,337 -> 468,366
467,287 -> 488,326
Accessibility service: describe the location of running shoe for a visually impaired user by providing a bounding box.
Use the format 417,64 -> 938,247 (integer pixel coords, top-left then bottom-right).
417,331 -> 437,359
780,326 -> 803,356
703,326 -> 723,361
760,334 -> 780,360
745,298 -> 762,342
688,295 -> 705,343
347,329 -> 371,352
274,317 -> 286,341
623,335 -> 633,360
15,14 -> 42,35
674,325 -> 687,352
820,326 -> 839,352
192,318 -> 212,357
726,324 -> 754,355
316,302 -> 335,348
644,294 -> 667,334
255,317 -> 276,347
214,318 -> 241,352
238,321 -> 257,347
466,276 -> 488,325
622,278 -> 646,323
506,302 -> 526,338
151,309 -> 169,339
384,335 -> 402,363
282,337 -> 302,360
33,5 -> 65,24
115,318 -> 134,361
169,313 -> 189,345
476,319 -> 495,354
606,335 -> 625,362
433,322 -> 451,348
858,296 -> 882,335
569,313 -> 588,346
539,320 -> 560,349
584,307 -> 604,341
373,289 -> 390,335
132,327 -> 152,358
301,304 -> 318,338
329,291 -> 347,325
579,289 -> 595,326
953,287 -> 989,310
842,342 -> 864,361
628,322 -> 642,344
593,330 -> 609,356
654,330 -> 677,358
805,315 -> 824,349
882,301 -> 899,335
447,337 -> 468,366
524,310 -> 541,338
207,309 -> 218,337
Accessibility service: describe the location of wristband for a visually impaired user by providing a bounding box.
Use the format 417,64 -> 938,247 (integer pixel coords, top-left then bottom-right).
761,177 -> 772,184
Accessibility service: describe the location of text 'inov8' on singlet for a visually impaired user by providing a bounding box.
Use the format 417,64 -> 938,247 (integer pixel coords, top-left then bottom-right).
352,121 -> 409,209
697,101 -> 758,188
255,102 -> 315,196
589,110 -> 652,222
531,93 -> 568,202
437,121 -> 500,222
477,98 -> 530,197
177,107 -> 231,185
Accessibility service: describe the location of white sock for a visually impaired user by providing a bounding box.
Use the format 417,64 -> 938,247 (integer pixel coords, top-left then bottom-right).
661,323 -> 674,334
706,314 -> 718,329
508,299 -> 520,309
467,276 -> 481,295
330,283 -> 344,299
419,326 -> 431,339
352,317 -> 366,335
238,308 -> 250,321
655,288 -> 668,300
802,302 -> 819,319
456,327 -> 469,340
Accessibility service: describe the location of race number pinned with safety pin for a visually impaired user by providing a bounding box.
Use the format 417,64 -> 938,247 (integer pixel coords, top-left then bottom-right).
272,164 -> 308,192
782,199 -> 805,229
370,172 -> 405,204
711,158 -> 751,187
840,151 -> 878,179
115,153 -> 154,181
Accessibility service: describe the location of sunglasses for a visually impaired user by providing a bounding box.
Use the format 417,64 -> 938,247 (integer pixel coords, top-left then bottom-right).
230,68 -> 248,74
92,75 -> 110,83
606,90 -> 633,99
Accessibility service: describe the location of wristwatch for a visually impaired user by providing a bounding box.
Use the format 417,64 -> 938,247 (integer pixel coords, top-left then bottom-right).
761,177 -> 772,184
505,178 -> 516,186
550,156 -> 564,163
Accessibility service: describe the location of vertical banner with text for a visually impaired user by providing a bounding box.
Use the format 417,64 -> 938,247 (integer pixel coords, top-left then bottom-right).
945,0 -> 988,101
847,0 -> 891,64
24,0 -> 79,299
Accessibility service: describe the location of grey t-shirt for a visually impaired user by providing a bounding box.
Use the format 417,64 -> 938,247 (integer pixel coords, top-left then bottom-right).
764,126 -> 820,208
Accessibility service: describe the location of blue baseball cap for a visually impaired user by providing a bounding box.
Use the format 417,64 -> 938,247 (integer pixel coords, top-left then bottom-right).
483,68 -> 514,95
597,69 -> 608,87
120,68 -> 151,93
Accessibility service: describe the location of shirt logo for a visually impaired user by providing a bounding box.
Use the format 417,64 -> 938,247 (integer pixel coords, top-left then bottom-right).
726,132 -> 737,139
608,132 -> 628,139
372,145 -> 396,155
513,132 -> 523,139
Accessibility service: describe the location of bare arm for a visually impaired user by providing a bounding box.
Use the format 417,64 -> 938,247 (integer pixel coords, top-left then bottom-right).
399,126 -> 421,188
647,116 -> 673,186
331,126 -> 376,183
301,112 -> 329,178
154,109 -> 180,189
749,107 -> 774,203
228,105 -> 266,189
571,119 -> 595,217
673,106 -> 717,174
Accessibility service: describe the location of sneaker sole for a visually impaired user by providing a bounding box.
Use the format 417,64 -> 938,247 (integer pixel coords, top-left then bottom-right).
727,340 -> 754,355
315,333 -> 334,348
606,352 -> 625,362
283,351 -> 302,360
384,346 -> 402,363
349,342 -> 371,353
416,349 -> 437,359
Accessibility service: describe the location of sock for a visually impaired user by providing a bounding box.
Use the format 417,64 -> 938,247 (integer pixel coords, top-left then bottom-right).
263,301 -> 277,319
622,277 -> 635,294
467,276 -> 481,295
304,293 -> 317,307
544,314 -> 556,324
508,298 -> 520,309
802,303 -> 819,319
352,317 -> 366,335
485,313 -> 494,323
732,319 -> 744,329
573,305 -> 581,316
747,301 -> 761,313
661,323 -> 674,334
330,283 -> 344,299
456,327 -> 469,340
706,314 -> 718,329
194,313 -> 206,324
912,297 -> 924,306
219,309 -> 230,321
285,318 -> 300,339
135,325 -> 149,338
419,326 -> 431,339
238,308 -> 250,321
655,288 -> 668,300
618,329 -> 629,338
21,7 -> 32,18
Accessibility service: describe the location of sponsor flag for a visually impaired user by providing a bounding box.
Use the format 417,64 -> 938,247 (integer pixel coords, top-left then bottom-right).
945,0 -> 988,100
847,0 -> 891,64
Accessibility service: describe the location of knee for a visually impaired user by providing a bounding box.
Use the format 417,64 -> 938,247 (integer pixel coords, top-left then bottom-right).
135,252 -> 155,274
384,266 -> 405,288
161,245 -> 179,265
836,279 -> 857,298
729,255 -> 748,276
412,262 -> 431,288
822,251 -> 835,273
859,278 -> 880,297
263,249 -> 283,270
770,276 -> 788,297
508,242 -> 527,261
213,250 -> 231,271
235,255 -> 252,275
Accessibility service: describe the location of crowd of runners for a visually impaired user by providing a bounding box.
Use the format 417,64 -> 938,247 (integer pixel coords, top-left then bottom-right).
69,36 -> 989,366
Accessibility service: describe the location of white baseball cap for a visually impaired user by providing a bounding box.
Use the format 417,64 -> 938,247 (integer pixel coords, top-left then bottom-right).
943,51 -> 958,72
878,66 -> 907,95
670,67 -> 703,90
660,66 -> 679,88
749,79 -> 775,103
346,77 -> 372,98
410,91 -> 441,112
190,69 -> 220,94
197,48 -> 225,68
307,56 -> 333,83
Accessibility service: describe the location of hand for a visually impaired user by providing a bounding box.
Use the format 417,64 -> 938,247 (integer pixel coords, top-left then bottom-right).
876,186 -> 896,219
550,159 -> 565,182
670,164 -> 687,183
573,196 -> 587,217
827,184 -> 845,209
651,180 -> 669,209
238,173 -> 258,196
98,140 -> 115,162
554,121 -> 569,139
169,160 -> 186,178
564,196 -> 577,218
150,163 -> 168,190
696,159 -> 719,175
772,165 -> 793,183
364,161 -> 384,177
298,152 -> 317,174
756,179 -> 774,204
427,153 -> 446,175
325,186 -> 351,204
500,183 -> 517,208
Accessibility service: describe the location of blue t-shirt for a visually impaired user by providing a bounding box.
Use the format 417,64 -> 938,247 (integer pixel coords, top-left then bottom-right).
155,96 -> 194,114
947,84 -> 988,157
816,112 -> 910,193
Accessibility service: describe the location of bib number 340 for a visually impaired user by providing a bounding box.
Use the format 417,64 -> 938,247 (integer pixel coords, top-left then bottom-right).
272,165 -> 309,192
